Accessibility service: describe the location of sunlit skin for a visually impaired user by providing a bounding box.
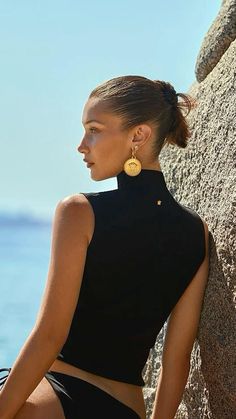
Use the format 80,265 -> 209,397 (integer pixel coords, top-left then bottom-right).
77,96 -> 162,179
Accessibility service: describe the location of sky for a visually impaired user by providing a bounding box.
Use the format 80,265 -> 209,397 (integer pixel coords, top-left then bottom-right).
0,0 -> 221,220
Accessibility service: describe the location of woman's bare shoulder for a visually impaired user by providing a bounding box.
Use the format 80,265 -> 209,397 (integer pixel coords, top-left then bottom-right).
59,193 -> 91,206
55,193 -> 95,245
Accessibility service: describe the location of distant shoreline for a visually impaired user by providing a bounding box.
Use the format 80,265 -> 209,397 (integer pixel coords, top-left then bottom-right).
0,211 -> 51,227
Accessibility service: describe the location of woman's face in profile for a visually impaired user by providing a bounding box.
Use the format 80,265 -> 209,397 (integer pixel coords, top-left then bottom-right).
77,97 -> 132,181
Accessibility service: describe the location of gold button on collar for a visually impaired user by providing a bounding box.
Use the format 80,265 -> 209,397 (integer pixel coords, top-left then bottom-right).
156,200 -> 162,206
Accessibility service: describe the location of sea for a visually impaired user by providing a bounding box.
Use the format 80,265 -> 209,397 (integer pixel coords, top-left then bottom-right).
0,212 -> 52,369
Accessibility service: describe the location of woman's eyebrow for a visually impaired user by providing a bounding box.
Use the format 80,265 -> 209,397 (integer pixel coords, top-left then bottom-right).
82,119 -> 105,126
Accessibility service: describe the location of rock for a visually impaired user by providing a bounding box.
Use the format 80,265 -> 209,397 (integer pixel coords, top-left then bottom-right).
143,3 -> 236,418
195,0 -> 236,82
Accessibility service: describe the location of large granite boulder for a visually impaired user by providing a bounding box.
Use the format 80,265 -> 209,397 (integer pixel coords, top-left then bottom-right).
195,0 -> 236,82
143,1 -> 236,418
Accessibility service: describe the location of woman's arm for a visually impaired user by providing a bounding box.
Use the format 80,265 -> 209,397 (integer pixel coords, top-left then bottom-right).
0,194 -> 93,419
151,220 -> 210,419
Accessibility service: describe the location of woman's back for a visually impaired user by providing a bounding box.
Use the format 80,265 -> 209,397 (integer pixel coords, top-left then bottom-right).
56,168 -> 206,387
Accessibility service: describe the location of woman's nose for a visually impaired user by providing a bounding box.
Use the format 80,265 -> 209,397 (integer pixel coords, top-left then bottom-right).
77,140 -> 87,153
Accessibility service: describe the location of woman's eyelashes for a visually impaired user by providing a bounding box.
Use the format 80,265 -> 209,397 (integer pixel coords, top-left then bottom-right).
89,127 -> 98,133
82,127 -> 100,137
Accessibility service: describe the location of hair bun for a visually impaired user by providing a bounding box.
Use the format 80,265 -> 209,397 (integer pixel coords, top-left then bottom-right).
154,80 -> 178,107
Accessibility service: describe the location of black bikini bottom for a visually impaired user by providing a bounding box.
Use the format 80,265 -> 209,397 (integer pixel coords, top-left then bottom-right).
0,368 -> 141,419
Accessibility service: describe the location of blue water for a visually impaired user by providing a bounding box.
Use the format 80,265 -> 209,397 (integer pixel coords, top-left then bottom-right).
0,215 -> 52,368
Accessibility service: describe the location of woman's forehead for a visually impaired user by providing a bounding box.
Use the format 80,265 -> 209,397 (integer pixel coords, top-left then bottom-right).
82,98 -> 102,122
82,98 -> 120,127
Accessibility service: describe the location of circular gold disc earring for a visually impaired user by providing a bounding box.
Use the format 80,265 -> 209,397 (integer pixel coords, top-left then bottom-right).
123,145 -> 142,176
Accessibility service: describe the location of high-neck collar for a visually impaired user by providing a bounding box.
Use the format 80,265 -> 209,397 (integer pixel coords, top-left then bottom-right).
116,169 -> 166,191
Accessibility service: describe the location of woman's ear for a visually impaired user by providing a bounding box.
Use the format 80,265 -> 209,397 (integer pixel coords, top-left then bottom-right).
130,124 -> 152,148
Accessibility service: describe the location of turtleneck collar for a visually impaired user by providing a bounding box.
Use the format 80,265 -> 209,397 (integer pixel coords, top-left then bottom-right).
116,169 -> 166,191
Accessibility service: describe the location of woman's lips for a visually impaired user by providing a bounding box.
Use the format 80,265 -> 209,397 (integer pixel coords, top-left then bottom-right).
86,163 -> 94,168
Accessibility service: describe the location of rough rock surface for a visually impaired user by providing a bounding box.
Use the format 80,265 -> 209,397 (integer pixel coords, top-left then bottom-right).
143,1 -> 236,418
195,0 -> 236,82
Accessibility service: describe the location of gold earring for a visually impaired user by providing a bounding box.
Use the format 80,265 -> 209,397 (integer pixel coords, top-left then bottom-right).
123,145 -> 142,176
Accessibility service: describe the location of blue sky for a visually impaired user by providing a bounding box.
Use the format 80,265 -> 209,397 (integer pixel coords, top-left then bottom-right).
0,0 -> 221,219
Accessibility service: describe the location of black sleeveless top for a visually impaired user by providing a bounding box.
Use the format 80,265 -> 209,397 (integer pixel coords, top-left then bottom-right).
56,169 -> 206,386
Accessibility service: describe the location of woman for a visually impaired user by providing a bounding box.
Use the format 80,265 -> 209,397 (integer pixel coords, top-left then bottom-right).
0,75 -> 209,419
